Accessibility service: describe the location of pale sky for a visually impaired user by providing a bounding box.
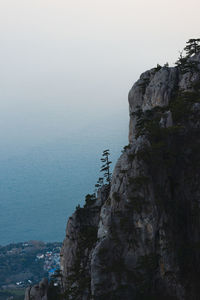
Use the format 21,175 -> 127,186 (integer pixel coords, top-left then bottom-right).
0,0 -> 200,157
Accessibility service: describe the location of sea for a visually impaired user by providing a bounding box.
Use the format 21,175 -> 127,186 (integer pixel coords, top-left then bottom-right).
0,115 -> 128,245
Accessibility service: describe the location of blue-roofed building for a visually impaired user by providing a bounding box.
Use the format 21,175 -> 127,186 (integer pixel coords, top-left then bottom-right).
48,268 -> 57,277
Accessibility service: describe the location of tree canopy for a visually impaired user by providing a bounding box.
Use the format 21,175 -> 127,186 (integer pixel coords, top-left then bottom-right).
184,38 -> 200,57
175,38 -> 200,72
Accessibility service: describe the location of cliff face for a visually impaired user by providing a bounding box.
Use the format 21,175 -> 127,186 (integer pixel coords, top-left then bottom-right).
61,52 -> 200,300
25,278 -> 49,300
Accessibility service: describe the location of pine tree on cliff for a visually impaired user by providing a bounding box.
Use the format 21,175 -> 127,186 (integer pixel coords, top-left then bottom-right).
184,38 -> 200,56
175,38 -> 200,72
100,149 -> 112,187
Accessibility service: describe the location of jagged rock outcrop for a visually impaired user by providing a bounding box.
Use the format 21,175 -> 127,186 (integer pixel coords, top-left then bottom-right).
60,187 -> 109,299
24,278 -> 49,300
61,52 -> 200,300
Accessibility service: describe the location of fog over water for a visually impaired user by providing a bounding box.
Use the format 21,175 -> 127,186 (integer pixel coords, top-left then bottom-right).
0,119 -> 128,245
0,0 -> 199,244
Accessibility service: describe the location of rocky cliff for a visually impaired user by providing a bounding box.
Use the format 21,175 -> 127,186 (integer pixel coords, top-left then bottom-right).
25,278 -> 49,300
61,50 -> 200,300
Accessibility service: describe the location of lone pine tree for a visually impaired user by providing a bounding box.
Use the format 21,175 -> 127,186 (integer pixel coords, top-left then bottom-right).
100,149 -> 112,186
184,38 -> 200,57
175,38 -> 200,72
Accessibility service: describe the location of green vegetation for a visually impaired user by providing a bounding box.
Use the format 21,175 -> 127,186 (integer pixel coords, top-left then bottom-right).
133,106 -> 164,139
133,90 -> 200,172
0,288 -> 25,300
124,175 -> 150,214
133,73 -> 200,284
58,38 -> 200,300
65,204 -> 99,299
66,150 -> 112,299
154,64 -> 162,72
93,149 -> 112,194
100,149 -> 112,186
0,242 -> 61,299
75,148 -> 112,209
123,144 -> 131,151
184,38 -> 200,56
169,91 -> 200,122
0,242 -> 61,288
175,38 -> 200,73
84,193 -> 96,207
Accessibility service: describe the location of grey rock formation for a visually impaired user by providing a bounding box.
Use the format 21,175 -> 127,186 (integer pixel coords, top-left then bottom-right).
24,278 -> 48,300
128,66 -> 178,144
61,52 -> 200,299
60,187 -> 109,300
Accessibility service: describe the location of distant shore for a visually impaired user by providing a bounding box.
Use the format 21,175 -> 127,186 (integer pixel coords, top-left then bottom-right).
0,241 -> 62,291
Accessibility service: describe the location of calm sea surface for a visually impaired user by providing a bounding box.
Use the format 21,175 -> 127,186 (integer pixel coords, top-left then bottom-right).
0,117 -> 128,245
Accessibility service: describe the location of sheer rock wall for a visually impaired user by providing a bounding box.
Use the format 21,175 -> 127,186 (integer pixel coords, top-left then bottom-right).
61,53 -> 200,300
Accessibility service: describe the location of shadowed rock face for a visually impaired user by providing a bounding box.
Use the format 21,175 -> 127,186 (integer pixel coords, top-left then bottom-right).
61,53 -> 200,300
24,278 -> 48,300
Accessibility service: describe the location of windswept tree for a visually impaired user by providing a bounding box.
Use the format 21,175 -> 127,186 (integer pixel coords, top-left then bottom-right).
100,149 -> 112,186
184,38 -> 200,57
175,51 -> 187,66
175,39 -> 200,72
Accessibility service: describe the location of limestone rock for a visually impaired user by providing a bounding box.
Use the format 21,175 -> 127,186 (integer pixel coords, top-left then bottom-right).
61,51 -> 200,299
